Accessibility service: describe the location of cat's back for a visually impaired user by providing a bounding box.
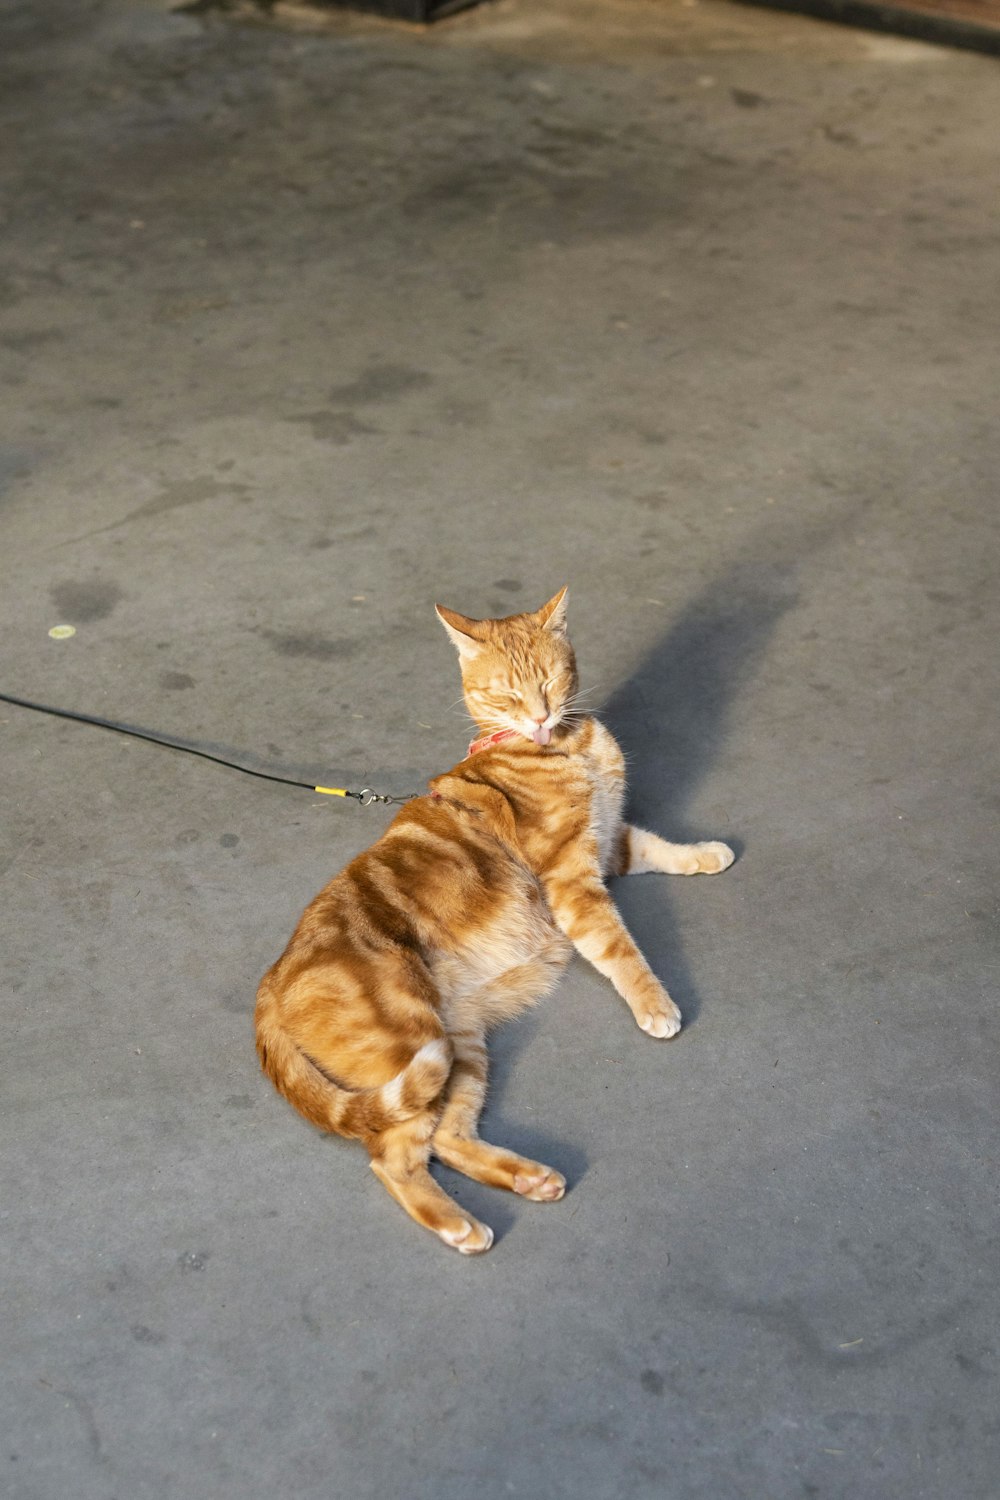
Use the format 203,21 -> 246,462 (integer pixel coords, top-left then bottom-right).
281,781 -> 539,962
269,717 -> 624,980
433,716 -> 626,876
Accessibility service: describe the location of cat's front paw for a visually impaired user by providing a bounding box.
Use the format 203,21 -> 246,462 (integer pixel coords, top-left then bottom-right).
635,997 -> 682,1039
692,841 -> 735,874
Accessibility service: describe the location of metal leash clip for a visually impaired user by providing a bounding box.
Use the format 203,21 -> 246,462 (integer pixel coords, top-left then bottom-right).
357,787 -> 417,807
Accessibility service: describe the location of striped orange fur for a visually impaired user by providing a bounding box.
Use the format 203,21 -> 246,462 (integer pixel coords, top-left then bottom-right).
255,588 -> 735,1253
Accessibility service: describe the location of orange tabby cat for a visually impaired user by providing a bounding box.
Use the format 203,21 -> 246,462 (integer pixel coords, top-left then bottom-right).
255,588 -> 734,1253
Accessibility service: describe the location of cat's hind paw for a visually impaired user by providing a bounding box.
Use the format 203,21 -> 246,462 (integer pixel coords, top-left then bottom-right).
439,1218 -> 495,1255
513,1167 -> 566,1202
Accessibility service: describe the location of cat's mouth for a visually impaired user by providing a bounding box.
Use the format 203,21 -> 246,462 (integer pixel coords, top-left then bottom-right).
467,720 -> 560,757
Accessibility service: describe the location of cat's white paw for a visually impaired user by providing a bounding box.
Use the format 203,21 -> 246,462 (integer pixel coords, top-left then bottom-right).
513,1167 -> 566,1202
693,841 -> 735,874
637,1003 -> 682,1039
439,1218 -> 494,1254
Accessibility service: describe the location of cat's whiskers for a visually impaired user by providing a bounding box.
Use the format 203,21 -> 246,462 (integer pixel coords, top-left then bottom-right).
562,686 -> 600,711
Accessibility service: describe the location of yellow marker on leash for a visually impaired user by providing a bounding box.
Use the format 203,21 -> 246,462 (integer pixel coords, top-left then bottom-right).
0,688 -> 418,805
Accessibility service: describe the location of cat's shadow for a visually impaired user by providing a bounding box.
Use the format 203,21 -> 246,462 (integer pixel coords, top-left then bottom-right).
600,560 -> 797,1026
431,559 -> 798,1240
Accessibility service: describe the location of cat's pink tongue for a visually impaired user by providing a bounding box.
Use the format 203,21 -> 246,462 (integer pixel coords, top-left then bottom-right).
532,725 -> 552,746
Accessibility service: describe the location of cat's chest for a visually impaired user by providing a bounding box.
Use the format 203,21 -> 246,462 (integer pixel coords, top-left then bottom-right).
574,726 -> 626,875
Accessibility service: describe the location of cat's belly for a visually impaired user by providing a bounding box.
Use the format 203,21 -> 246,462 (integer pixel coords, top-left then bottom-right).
429,879 -> 564,1017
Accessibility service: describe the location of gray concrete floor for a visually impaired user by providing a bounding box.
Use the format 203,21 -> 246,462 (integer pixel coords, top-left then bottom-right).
3,1 -> 999,1496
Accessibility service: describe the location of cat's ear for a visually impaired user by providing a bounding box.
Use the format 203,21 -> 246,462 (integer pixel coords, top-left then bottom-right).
535,586 -> 569,638
435,604 -> 485,662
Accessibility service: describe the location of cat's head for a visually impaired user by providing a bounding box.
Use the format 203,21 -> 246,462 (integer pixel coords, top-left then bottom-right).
435,587 -> 579,745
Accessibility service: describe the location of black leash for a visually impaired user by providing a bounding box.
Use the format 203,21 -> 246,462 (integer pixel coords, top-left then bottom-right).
0,690 -> 417,806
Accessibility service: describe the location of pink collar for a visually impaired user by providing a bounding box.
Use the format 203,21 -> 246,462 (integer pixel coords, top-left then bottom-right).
467,728 -> 520,757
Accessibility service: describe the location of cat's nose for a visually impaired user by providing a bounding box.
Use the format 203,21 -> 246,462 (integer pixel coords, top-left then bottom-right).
532,713 -> 547,725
